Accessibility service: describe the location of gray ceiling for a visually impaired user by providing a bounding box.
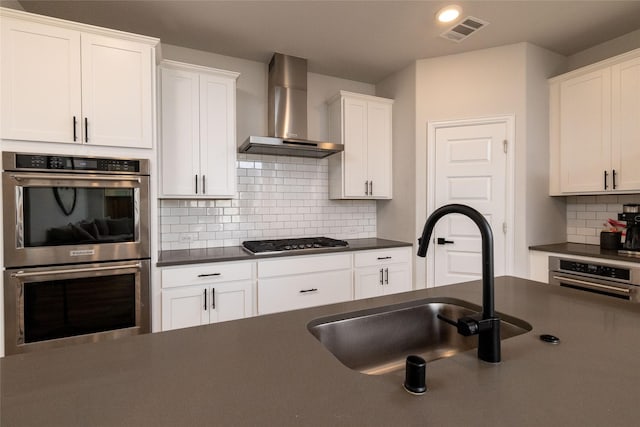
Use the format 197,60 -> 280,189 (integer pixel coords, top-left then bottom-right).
14,0 -> 640,83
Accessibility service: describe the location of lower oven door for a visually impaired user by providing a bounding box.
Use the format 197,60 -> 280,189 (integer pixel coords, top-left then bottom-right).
549,272 -> 639,302
4,259 -> 150,355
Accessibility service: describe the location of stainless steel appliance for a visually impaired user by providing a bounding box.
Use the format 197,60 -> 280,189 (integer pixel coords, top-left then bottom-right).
2,152 -> 149,267
619,204 -> 640,257
548,256 -> 640,302
239,53 -> 344,158
242,237 -> 348,255
2,152 -> 151,354
4,260 -> 150,355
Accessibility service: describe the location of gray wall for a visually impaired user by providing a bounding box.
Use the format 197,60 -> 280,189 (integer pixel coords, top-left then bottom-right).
377,42 -> 567,287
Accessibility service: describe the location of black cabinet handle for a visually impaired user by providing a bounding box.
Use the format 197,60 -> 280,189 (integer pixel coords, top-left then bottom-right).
211,288 -> 215,309
204,288 -> 207,311
612,169 -> 617,189
379,268 -> 384,285
365,180 -> 369,195
384,267 -> 389,285
195,174 -> 198,194
369,181 -> 373,195
377,256 -> 392,260
73,116 -> 77,141
299,288 -> 318,293
203,175 -> 206,194
604,170 -> 608,190
437,238 -> 455,245
197,273 -> 221,278
84,117 -> 88,143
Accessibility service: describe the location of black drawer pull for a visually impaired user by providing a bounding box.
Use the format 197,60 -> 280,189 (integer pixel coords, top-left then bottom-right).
299,288 -> 318,293
377,256 -> 392,260
198,273 -> 221,278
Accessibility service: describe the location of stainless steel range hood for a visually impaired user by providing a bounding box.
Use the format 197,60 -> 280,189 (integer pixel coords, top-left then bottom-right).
239,53 -> 343,159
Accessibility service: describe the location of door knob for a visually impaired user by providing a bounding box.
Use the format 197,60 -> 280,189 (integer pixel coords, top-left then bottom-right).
437,238 -> 454,245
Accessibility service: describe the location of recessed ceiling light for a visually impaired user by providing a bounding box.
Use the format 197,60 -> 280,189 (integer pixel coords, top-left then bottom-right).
436,5 -> 462,23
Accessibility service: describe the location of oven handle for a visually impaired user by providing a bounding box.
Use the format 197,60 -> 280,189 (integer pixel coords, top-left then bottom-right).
9,173 -> 141,183
551,275 -> 631,295
10,262 -> 142,278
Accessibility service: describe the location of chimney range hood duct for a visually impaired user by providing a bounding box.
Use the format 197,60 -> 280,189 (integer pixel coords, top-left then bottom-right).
239,53 -> 343,159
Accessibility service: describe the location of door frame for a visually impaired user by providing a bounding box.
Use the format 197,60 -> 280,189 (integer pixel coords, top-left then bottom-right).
426,115 -> 516,287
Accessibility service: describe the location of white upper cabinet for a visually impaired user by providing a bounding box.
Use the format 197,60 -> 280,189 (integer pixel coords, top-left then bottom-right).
159,60 -> 239,198
550,48 -> 640,195
328,91 -> 393,199
0,9 -> 157,148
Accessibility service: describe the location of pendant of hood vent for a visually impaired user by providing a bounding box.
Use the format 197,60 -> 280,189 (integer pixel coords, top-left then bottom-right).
239,53 -> 344,159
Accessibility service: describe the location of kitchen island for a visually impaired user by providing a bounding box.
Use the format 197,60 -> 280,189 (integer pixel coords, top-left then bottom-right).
2,276 -> 639,426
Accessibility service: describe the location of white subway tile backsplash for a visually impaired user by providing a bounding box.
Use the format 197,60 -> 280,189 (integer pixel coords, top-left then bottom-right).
566,194 -> 640,246
159,154 -> 377,250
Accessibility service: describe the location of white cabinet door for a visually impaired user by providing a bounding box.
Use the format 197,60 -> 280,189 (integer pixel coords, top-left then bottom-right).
611,56 -> 640,191
384,263 -> 412,295
159,60 -> 239,198
210,281 -> 253,323
162,285 -> 209,331
328,91 -> 393,199
354,266 -> 385,299
199,72 -> 237,198
258,270 -> 353,315
343,96 -> 368,197
559,68 -> 611,193
81,33 -> 153,148
1,17 -> 81,143
366,101 -> 392,198
160,67 -> 200,196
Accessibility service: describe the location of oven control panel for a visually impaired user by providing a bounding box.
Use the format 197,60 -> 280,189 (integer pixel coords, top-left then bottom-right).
559,260 -> 630,281
13,154 -> 141,173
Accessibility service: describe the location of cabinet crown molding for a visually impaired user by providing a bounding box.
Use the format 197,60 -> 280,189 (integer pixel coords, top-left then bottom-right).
327,90 -> 394,105
160,59 -> 240,80
0,6 -> 159,47
549,47 -> 640,83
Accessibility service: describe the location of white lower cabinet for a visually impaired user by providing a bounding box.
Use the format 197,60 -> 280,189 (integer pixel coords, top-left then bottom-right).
161,262 -> 255,331
354,247 -> 412,299
257,253 -> 353,315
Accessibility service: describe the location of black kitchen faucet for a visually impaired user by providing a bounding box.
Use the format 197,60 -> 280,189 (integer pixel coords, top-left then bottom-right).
417,204 -> 501,363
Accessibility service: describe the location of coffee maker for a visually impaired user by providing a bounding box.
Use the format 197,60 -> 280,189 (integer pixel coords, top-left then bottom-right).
619,204 -> 640,255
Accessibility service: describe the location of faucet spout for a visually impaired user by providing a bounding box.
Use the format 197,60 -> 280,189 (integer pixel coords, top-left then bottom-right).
417,204 -> 501,363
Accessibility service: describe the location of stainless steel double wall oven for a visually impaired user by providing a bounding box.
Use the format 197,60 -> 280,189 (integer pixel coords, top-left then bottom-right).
3,152 -> 151,355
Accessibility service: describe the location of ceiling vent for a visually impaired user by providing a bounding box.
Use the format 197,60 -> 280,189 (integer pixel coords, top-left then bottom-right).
440,16 -> 489,43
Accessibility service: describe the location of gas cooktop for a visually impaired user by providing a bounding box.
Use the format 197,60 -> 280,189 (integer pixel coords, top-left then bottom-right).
242,237 -> 348,255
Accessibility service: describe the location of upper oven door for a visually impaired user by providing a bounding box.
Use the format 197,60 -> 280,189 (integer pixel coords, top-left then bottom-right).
2,171 -> 149,267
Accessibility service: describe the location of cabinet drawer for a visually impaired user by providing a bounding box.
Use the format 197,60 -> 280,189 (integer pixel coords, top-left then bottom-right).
258,253 -> 351,278
354,247 -> 411,267
258,270 -> 352,315
162,262 -> 254,289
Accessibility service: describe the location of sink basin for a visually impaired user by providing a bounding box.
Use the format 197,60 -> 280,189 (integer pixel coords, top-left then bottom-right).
307,297 -> 532,375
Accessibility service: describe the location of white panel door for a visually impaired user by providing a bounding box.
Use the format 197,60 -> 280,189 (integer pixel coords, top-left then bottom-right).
81,33 -> 152,148
433,121 -> 508,286
162,286 -> 209,331
354,266 -> 385,299
210,281 -> 253,323
367,101 -> 392,198
611,57 -> 640,191
1,18 -> 81,143
384,263 -> 412,295
160,67 -> 200,196
559,69 -> 611,192
199,73 -> 237,198
343,97 -> 368,197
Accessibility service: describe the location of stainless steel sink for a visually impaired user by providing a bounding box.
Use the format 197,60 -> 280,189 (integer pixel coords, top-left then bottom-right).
307,297 -> 532,375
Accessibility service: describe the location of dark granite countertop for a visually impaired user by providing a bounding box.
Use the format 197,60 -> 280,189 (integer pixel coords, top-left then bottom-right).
2,276 -> 640,426
157,238 -> 413,267
530,242 -> 640,264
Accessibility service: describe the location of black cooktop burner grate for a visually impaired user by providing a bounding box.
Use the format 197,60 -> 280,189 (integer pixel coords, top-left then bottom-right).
242,237 -> 348,254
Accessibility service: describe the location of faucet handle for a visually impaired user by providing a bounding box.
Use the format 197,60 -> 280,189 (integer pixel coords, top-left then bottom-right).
436,314 -> 479,336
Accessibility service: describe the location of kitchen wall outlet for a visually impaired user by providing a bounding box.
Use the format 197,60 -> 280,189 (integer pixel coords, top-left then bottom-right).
179,234 -> 194,243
